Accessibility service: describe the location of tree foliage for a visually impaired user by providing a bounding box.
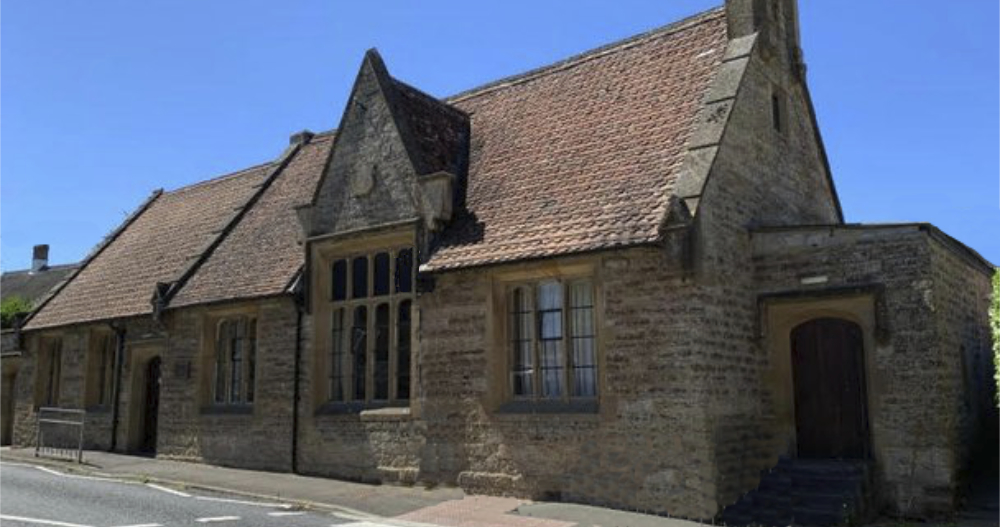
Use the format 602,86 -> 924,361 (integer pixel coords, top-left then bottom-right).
0,296 -> 33,329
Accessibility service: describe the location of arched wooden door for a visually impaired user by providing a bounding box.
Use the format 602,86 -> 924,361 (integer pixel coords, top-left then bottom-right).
791,318 -> 869,459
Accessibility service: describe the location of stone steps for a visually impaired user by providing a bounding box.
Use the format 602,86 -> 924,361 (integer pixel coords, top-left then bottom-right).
719,456 -> 872,526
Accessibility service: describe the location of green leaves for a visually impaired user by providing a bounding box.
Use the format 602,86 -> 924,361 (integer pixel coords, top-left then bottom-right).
0,296 -> 33,329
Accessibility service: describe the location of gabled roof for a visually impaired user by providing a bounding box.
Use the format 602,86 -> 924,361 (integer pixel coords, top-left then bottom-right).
423,8 -> 728,270
25,6 -> 732,330
170,134 -> 334,308
25,163 -> 274,330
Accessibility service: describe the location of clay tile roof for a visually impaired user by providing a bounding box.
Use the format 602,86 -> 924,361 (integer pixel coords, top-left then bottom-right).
169,135 -> 334,308
23,6 -> 729,329
423,7 -> 728,271
25,163 -> 274,330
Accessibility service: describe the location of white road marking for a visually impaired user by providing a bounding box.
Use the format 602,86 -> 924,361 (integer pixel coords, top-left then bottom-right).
0,515 -> 93,527
0,461 -> 39,469
194,517 -> 240,523
193,495 -> 290,508
145,483 -> 191,498
31,465 -> 121,483
111,524 -> 163,527
331,512 -> 374,521
32,466 -> 66,477
267,511 -> 306,517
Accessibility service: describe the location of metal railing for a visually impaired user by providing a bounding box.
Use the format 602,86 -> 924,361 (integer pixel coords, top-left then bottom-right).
34,407 -> 85,463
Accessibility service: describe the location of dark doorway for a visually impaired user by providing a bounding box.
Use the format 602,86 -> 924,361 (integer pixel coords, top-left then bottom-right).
140,357 -> 161,454
791,318 -> 868,459
1,373 -> 15,445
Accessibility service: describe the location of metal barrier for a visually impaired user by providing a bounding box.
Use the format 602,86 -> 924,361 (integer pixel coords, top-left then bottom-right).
34,407 -> 85,463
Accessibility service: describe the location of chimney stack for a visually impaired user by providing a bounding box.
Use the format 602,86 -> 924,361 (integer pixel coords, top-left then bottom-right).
31,244 -> 49,273
289,130 -> 315,146
725,0 -> 803,78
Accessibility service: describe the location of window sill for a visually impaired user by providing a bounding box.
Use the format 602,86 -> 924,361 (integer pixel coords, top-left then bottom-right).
494,399 -> 599,417
360,406 -> 411,421
200,404 -> 253,416
315,401 -> 411,420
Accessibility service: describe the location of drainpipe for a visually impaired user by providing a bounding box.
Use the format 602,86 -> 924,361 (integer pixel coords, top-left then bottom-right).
291,306 -> 303,474
109,323 -> 126,452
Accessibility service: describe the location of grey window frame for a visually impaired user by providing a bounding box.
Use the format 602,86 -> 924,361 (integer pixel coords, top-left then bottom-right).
213,317 -> 257,405
328,246 -> 415,405
507,278 -> 598,402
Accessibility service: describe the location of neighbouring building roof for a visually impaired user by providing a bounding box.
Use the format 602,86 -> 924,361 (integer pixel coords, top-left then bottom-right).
1,263 -> 79,307
25,6 -> 730,330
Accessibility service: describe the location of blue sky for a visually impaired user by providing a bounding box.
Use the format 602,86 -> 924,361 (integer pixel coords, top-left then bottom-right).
1,1 -> 997,270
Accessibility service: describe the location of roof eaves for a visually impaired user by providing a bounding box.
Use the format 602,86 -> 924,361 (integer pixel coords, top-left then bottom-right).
22,189 -> 165,331
421,238 -> 664,274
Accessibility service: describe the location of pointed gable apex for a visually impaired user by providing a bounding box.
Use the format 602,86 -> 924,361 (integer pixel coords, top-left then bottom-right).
362,49 -> 469,178
302,49 -> 468,238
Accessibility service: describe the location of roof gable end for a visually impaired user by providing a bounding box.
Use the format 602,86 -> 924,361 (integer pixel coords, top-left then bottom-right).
302,50 -> 468,238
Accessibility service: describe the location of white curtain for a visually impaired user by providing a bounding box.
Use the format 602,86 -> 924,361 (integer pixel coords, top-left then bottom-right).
538,281 -> 564,397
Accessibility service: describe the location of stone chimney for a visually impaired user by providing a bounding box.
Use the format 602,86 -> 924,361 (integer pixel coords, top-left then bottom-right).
725,0 -> 804,78
31,244 -> 49,273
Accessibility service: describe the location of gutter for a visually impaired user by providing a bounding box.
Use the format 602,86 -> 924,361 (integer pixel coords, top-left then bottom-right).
289,269 -> 307,474
291,304 -> 303,473
108,322 -> 126,452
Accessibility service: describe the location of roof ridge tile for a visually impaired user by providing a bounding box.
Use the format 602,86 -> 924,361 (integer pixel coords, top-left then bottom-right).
165,160 -> 276,195
446,6 -> 725,104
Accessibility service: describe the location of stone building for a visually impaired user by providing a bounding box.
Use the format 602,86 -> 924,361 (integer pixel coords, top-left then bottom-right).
3,0 -> 995,522
1,244 -> 79,445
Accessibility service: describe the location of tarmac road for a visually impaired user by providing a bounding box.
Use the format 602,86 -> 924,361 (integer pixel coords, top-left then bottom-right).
0,462 -> 407,527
